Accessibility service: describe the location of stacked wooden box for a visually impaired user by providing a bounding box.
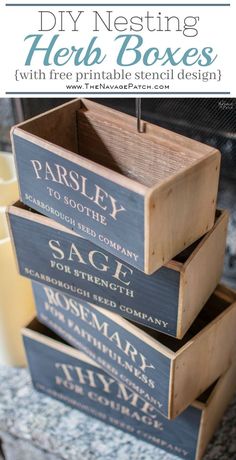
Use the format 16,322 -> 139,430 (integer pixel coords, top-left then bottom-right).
7,99 -> 236,459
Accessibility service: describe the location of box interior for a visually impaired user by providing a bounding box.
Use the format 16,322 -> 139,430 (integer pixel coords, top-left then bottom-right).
173,210 -> 221,264
26,318 -> 68,344
19,100 -> 209,188
197,380 -> 218,404
136,291 -> 233,352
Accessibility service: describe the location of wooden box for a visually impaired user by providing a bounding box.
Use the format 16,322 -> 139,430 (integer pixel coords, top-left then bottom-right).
23,318 -> 236,460
8,202 -> 228,338
32,281 -> 236,419
11,99 -> 220,274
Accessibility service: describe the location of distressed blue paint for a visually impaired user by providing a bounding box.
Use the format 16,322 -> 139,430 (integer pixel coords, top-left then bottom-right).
23,322 -> 202,460
13,134 -> 145,270
9,211 -> 180,336
32,281 -> 171,417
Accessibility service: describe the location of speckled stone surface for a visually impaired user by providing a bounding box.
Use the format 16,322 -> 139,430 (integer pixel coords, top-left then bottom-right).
0,366 -> 236,460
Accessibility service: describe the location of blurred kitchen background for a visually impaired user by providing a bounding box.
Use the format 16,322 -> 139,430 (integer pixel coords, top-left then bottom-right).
1,97 -> 235,288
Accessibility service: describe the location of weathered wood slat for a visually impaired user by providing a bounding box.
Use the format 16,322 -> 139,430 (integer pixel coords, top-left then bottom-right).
23,318 -> 236,460
11,99 -> 220,273
31,281 -> 236,419
7,203 -> 228,338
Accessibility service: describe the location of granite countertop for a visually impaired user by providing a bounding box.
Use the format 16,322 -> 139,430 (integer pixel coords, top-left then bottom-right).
0,366 -> 236,460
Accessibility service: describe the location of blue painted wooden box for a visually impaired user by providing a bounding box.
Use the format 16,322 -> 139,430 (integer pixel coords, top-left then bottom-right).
7,202 -> 228,338
22,318 -> 236,460
31,281 -> 236,419
11,99 -> 220,274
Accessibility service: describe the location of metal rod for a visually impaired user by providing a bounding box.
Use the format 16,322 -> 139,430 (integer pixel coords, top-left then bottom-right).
75,110 -> 80,153
135,98 -> 144,133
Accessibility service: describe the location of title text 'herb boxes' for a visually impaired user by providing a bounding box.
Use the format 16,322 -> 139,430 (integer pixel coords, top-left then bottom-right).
8,203 -> 228,338
11,99 -> 220,273
32,281 -> 236,419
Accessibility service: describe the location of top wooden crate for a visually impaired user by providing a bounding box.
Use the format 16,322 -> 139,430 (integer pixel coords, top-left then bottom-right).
11,99 -> 220,274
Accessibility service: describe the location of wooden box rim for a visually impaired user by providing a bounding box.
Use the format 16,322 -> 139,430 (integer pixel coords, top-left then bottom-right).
8,201 -> 227,274
21,318 -> 230,412
11,98 -> 219,196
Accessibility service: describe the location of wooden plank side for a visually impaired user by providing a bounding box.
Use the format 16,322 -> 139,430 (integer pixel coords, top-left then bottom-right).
14,95 -> 217,194
173,297 -> 236,418
195,363 -> 236,460
177,210 -> 228,337
31,281 -> 172,418
23,322 -> 202,460
8,208 -> 181,336
81,99 -> 218,158
31,280 -> 236,421
76,108 -> 212,187
22,323 -> 100,367
12,128 -> 147,195
31,280 -> 174,358
14,98 -> 81,153
17,97 -> 217,159
12,98 -> 221,274
146,151 -> 220,273
12,133 -> 146,270
11,99 -> 80,133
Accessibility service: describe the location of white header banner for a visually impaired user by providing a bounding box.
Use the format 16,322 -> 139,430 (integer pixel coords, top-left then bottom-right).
0,1 -> 235,97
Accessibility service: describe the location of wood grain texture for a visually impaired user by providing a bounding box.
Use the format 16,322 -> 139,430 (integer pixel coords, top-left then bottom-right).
146,152 -> 220,273
8,203 -> 227,338
77,106 -> 208,186
12,134 -> 145,270
33,281 -> 172,418
172,286 -> 236,419
8,204 -> 180,336
31,280 -> 236,419
177,210 -> 228,337
11,98 -> 220,273
23,318 -> 202,460
17,98 -> 217,180
12,99 -> 81,155
195,362 -> 236,460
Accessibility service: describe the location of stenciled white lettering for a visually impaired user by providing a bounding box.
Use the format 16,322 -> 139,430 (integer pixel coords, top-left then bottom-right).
48,239 -> 133,286
30,160 -> 126,221
44,286 -> 155,374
